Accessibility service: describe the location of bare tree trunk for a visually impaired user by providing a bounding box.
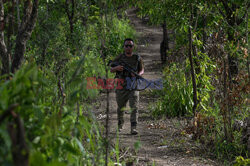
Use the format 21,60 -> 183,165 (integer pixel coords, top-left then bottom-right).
247,117 -> 250,156
246,4 -> 249,78
58,73 -> 66,117
105,78 -> 110,166
0,0 -> 10,75
223,58 -> 229,141
160,19 -> 169,63
65,0 -> 75,55
16,0 -> 20,28
7,0 -> 15,59
102,3 -> 110,166
227,54 -> 234,142
8,113 -> 29,166
11,0 -> 39,73
188,5 -> 198,117
0,104 -> 29,166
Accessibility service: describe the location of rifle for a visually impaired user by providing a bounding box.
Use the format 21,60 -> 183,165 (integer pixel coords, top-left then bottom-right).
109,60 -> 142,78
108,60 -> 162,91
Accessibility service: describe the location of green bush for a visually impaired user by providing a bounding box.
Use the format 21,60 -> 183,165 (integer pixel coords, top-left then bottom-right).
152,63 -> 193,117
0,64 -> 106,165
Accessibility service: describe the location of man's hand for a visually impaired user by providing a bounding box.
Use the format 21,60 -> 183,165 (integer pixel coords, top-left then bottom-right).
115,65 -> 124,71
111,65 -> 123,72
138,68 -> 144,76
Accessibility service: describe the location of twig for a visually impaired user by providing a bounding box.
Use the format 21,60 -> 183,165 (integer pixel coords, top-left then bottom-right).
119,147 -> 130,160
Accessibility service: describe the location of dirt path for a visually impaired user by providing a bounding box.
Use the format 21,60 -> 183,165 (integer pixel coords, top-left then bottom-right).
95,8 -> 219,166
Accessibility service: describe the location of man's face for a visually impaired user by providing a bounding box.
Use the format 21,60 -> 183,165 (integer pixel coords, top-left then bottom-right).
124,40 -> 134,55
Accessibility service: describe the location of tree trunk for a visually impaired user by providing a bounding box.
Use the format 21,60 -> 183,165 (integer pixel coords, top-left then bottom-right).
246,4 -> 249,79
0,0 -> 10,75
8,114 -> 29,166
7,0 -> 15,59
188,5 -> 198,117
247,117 -> 250,156
58,78 -> 65,117
16,0 -> 20,28
11,0 -> 39,73
160,19 -> 169,63
223,58 -> 229,141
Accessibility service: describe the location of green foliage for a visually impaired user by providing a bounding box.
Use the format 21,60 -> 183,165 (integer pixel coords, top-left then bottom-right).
213,130 -> 248,161
0,64 -> 106,165
104,17 -> 136,58
0,0 -> 137,165
1,0 -> 248,164
234,156 -> 250,166
190,51 -> 215,113
151,44 -> 215,118
152,63 -> 193,117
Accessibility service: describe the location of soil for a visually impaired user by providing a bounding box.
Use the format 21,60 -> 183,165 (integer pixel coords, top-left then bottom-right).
94,8 -> 221,166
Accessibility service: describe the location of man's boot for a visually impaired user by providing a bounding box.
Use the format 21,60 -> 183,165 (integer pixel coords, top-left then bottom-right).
118,120 -> 124,132
131,122 -> 138,135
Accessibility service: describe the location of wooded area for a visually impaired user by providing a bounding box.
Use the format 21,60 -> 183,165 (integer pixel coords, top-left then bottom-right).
0,0 -> 249,165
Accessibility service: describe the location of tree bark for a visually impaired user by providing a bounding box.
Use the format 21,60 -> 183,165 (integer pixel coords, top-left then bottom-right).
16,0 -> 20,28
8,113 -> 29,166
188,4 -> 198,117
246,4 -> 249,78
58,78 -> 65,117
160,19 -> 169,63
0,0 -> 10,75
11,0 -> 39,73
0,104 -> 29,166
223,58 -> 229,141
7,0 -> 15,59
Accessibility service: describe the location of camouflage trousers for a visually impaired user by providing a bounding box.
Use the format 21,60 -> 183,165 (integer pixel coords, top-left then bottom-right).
115,89 -> 139,126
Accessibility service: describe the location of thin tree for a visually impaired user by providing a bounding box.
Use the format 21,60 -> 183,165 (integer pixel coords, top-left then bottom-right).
0,0 -> 39,75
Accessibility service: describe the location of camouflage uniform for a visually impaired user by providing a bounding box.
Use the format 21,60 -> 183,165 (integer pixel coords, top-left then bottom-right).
112,53 -> 144,129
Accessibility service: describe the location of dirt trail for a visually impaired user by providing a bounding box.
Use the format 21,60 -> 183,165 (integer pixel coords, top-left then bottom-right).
95,8 -> 219,166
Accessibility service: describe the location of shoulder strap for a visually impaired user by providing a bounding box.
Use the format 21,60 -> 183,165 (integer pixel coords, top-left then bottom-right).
134,54 -> 141,72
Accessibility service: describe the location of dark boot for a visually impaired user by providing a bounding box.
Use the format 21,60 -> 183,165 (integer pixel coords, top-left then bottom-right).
118,120 -> 124,132
131,122 -> 138,135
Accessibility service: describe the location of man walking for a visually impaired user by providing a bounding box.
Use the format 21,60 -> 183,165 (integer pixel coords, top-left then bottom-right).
110,38 -> 144,135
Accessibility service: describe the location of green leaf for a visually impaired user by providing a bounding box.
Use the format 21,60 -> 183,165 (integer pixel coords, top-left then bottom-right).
33,136 -> 41,144
30,151 -> 46,166
63,142 -> 80,155
74,138 -> 85,154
